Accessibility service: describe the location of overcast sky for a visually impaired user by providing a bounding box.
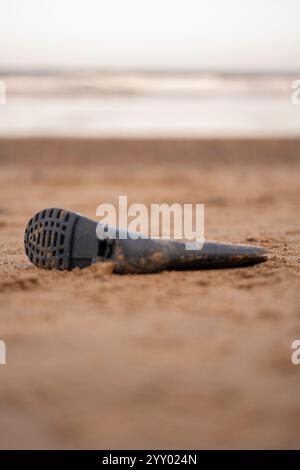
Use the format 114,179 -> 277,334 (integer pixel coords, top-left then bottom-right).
0,0 -> 299,71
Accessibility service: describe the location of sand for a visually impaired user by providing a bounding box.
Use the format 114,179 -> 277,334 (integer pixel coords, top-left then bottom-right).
0,137 -> 299,449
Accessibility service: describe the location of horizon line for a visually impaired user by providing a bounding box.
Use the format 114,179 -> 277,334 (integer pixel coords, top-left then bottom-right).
0,67 -> 300,76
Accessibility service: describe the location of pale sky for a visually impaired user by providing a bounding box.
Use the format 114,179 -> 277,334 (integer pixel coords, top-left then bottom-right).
0,0 -> 299,71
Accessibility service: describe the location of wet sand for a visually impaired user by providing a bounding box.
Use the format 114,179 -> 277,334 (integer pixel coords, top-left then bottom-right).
0,138 -> 300,449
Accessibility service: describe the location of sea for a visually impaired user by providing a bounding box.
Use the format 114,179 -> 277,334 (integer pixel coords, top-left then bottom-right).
0,70 -> 299,137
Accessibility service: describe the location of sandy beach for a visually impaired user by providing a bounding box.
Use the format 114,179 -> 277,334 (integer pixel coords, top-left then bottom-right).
0,137 -> 299,449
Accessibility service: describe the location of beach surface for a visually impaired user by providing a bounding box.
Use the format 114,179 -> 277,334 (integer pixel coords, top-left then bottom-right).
0,137 -> 299,449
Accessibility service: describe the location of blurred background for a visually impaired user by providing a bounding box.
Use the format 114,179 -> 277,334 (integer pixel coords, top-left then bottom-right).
0,0 -> 299,137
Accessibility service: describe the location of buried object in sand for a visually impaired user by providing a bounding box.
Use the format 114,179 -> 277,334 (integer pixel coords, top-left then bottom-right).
24,208 -> 268,274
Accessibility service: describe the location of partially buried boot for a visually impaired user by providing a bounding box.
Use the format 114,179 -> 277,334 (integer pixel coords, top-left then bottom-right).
24,208 -> 268,274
